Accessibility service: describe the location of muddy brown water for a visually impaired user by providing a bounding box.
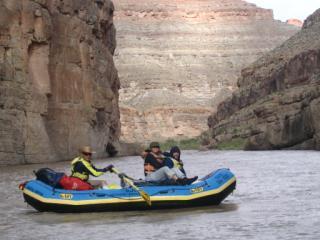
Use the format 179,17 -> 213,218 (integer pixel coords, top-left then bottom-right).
0,150 -> 319,240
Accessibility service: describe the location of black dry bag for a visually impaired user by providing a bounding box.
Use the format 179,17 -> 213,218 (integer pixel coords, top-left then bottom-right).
34,168 -> 65,188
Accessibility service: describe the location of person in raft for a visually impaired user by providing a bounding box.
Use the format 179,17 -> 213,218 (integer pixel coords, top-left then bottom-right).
163,146 -> 186,176
59,146 -> 114,190
143,142 -> 197,185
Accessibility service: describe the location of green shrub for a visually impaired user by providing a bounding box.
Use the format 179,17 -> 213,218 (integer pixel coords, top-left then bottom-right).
179,138 -> 200,150
216,138 -> 246,150
160,138 -> 200,151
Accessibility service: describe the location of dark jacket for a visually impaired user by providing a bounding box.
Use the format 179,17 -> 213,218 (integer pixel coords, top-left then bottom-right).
144,152 -> 165,176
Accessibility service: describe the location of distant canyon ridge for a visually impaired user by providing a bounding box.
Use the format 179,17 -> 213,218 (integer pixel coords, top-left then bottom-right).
113,0 -> 299,145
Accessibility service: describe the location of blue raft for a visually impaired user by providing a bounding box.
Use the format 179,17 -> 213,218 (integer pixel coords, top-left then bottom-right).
21,168 -> 236,213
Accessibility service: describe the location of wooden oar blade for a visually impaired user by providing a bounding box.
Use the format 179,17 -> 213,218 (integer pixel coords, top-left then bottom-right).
139,190 -> 151,206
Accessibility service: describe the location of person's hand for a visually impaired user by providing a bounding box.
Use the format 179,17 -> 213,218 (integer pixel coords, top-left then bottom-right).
141,150 -> 150,159
103,164 -> 114,172
118,173 -> 127,179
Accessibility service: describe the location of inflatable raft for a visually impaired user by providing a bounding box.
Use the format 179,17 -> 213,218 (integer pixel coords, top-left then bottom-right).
20,168 -> 236,213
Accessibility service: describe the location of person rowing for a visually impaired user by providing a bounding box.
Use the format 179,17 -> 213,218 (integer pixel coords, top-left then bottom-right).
59,146 -> 114,190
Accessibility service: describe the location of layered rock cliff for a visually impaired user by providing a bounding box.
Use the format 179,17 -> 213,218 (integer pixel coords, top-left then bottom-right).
207,9 -> 320,150
0,0 -> 120,164
113,0 -> 299,144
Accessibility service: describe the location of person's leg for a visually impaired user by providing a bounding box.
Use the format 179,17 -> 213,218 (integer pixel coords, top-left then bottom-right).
146,167 -> 198,185
171,168 -> 198,185
89,180 -> 107,189
145,166 -> 177,182
171,167 -> 186,178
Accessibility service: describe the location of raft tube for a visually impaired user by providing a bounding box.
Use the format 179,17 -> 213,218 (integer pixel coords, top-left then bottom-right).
21,168 -> 236,213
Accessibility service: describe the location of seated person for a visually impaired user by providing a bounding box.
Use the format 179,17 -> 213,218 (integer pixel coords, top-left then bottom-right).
143,142 -> 197,185
164,146 -> 186,176
60,146 -> 113,190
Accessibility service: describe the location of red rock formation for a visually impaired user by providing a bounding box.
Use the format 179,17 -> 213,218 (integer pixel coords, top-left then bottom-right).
0,0 -> 120,164
286,19 -> 303,28
207,9 -> 320,150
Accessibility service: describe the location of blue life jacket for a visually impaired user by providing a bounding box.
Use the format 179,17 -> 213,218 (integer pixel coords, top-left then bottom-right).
164,157 -> 174,168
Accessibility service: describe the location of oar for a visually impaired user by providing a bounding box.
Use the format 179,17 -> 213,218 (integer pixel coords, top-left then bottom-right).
111,167 -> 152,206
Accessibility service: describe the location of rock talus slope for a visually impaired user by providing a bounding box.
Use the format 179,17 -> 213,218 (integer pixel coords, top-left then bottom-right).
113,0 -> 299,144
0,0 -> 120,164
207,9 -> 320,150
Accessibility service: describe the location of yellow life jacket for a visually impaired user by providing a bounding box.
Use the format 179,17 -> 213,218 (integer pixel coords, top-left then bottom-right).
71,157 -> 104,181
172,158 -> 183,169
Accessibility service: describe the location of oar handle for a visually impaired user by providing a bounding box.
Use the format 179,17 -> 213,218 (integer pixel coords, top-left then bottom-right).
111,167 -> 120,175
111,168 -> 135,187
110,167 -> 152,206
111,168 -> 133,180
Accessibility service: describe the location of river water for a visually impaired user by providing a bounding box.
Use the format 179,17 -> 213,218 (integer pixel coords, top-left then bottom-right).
0,150 -> 319,240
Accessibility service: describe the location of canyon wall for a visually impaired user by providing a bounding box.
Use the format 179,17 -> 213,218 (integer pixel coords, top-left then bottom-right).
207,9 -> 320,150
113,0 -> 299,145
0,0 -> 120,164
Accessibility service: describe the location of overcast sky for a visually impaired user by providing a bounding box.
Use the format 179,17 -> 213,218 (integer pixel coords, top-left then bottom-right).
246,0 -> 320,21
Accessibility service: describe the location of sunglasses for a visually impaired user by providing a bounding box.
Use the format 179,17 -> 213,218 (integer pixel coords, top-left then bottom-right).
82,152 -> 92,156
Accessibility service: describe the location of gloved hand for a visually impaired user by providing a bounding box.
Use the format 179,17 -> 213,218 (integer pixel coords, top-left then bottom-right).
118,173 -> 127,179
103,164 -> 114,172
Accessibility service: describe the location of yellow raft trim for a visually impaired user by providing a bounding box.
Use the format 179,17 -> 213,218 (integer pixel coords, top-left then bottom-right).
23,177 -> 236,206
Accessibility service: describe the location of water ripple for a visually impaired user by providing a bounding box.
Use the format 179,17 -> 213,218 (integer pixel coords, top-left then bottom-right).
0,150 -> 319,240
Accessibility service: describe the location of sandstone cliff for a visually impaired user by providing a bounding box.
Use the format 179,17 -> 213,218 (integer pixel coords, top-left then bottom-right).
0,0 -> 120,164
207,9 -> 320,150
113,0 -> 298,144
